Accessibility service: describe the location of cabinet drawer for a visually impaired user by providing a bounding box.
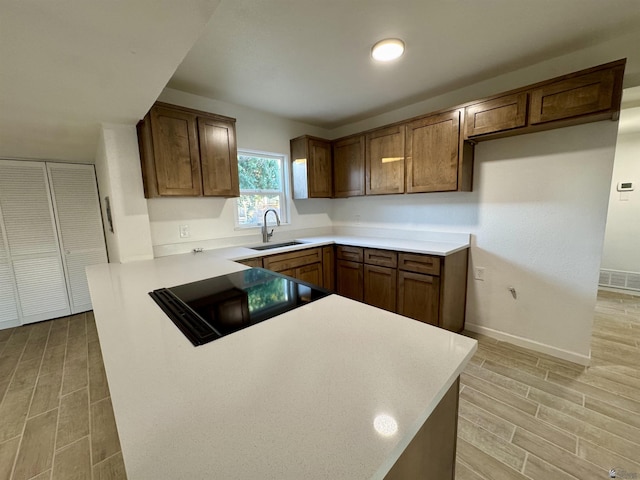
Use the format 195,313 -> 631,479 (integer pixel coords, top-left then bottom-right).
465,93 -> 527,137
336,245 -> 364,263
363,249 -> 397,268
398,253 -> 441,276
263,247 -> 322,272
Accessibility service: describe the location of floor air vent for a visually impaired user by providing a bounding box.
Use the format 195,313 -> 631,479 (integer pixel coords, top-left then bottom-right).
599,269 -> 640,292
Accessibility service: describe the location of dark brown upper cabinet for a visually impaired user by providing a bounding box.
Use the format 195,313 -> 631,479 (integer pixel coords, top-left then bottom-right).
290,135 -> 332,199
145,105 -> 202,197
137,102 -> 239,198
465,93 -> 528,138
333,135 -> 365,198
406,110 -> 464,193
365,125 -> 405,195
529,67 -> 620,125
293,59 -> 624,197
197,116 -> 239,197
463,59 -> 624,142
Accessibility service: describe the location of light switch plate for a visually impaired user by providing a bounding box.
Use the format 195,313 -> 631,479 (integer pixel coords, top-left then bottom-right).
179,224 -> 190,238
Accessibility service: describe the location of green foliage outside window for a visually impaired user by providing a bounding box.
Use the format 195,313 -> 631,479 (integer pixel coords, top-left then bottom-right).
238,156 -> 281,190
236,154 -> 286,226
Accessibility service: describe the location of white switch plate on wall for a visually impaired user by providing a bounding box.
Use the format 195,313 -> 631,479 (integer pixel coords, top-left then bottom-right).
179,224 -> 190,238
474,267 -> 485,281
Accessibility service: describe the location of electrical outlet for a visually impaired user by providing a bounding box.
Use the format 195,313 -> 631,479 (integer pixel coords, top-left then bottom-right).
355,214 -> 361,225
474,267 -> 485,281
179,224 -> 190,238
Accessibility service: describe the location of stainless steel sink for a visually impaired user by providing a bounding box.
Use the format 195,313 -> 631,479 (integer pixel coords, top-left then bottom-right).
249,241 -> 305,251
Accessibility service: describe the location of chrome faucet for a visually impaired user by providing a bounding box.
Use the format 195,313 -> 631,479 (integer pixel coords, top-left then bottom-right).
262,209 -> 281,243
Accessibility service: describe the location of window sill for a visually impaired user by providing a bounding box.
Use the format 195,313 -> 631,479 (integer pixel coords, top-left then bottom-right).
234,222 -> 291,231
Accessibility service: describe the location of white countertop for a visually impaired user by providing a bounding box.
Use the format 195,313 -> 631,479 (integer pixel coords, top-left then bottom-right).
87,251 -> 476,480
207,233 -> 470,262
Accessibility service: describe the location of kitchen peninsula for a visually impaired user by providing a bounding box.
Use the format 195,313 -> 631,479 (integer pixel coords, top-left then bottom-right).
87,240 -> 476,479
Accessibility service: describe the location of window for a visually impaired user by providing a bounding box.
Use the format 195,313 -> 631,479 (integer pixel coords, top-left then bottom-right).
235,150 -> 289,227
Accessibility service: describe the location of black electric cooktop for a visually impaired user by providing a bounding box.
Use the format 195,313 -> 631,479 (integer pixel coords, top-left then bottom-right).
149,268 -> 331,346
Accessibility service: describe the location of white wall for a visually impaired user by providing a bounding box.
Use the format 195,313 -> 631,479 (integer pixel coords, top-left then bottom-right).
149,88 -> 335,256
331,122 -> 619,363
601,125 -> 640,273
94,125 -> 154,263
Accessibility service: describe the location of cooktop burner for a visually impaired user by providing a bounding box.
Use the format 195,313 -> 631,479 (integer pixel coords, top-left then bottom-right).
149,268 -> 331,346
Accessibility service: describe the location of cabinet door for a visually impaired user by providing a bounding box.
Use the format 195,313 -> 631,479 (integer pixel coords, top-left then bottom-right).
406,111 -> 460,193
336,260 -> 363,302
364,264 -> 396,312
333,135 -> 365,197
308,138 -> 333,198
296,263 -> 323,286
365,125 -> 405,195
277,268 -> 296,278
322,246 -> 335,291
47,163 -> 108,314
397,271 -> 440,326
0,221 -> 19,327
529,68 -> 617,125
198,116 -> 240,197
465,93 -> 527,138
0,161 -> 70,324
291,136 -> 332,199
150,106 -> 202,196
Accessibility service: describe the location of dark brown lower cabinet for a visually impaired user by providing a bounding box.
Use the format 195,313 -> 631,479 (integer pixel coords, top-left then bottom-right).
364,264 -> 397,312
397,270 -> 440,326
336,260 -> 363,301
252,247 -> 327,289
251,244 -> 468,332
237,257 -> 263,268
334,245 -> 468,332
322,246 -> 335,290
296,263 -> 323,286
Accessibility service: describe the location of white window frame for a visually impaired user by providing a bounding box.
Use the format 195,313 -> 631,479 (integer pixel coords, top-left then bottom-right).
234,149 -> 290,229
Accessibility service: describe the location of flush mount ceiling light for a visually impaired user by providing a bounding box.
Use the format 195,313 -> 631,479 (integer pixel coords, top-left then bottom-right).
371,38 -> 405,62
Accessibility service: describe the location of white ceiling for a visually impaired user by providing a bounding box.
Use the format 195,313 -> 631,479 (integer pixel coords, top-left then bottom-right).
0,0 -> 220,162
2,0 -> 640,163
169,0 -> 640,129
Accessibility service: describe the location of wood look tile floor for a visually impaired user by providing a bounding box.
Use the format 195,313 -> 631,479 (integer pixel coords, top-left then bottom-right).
457,290 -> 640,480
1,292 -> 639,479
0,312 -> 125,480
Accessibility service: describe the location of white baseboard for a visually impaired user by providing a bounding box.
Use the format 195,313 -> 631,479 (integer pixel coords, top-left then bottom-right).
0,319 -> 21,331
465,323 -> 591,366
598,286 -> 640,297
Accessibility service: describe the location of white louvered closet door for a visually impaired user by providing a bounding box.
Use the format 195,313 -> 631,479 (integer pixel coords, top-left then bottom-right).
0,216 -> 20,327
0,161 -> 71,324
47,163 -> 108,314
